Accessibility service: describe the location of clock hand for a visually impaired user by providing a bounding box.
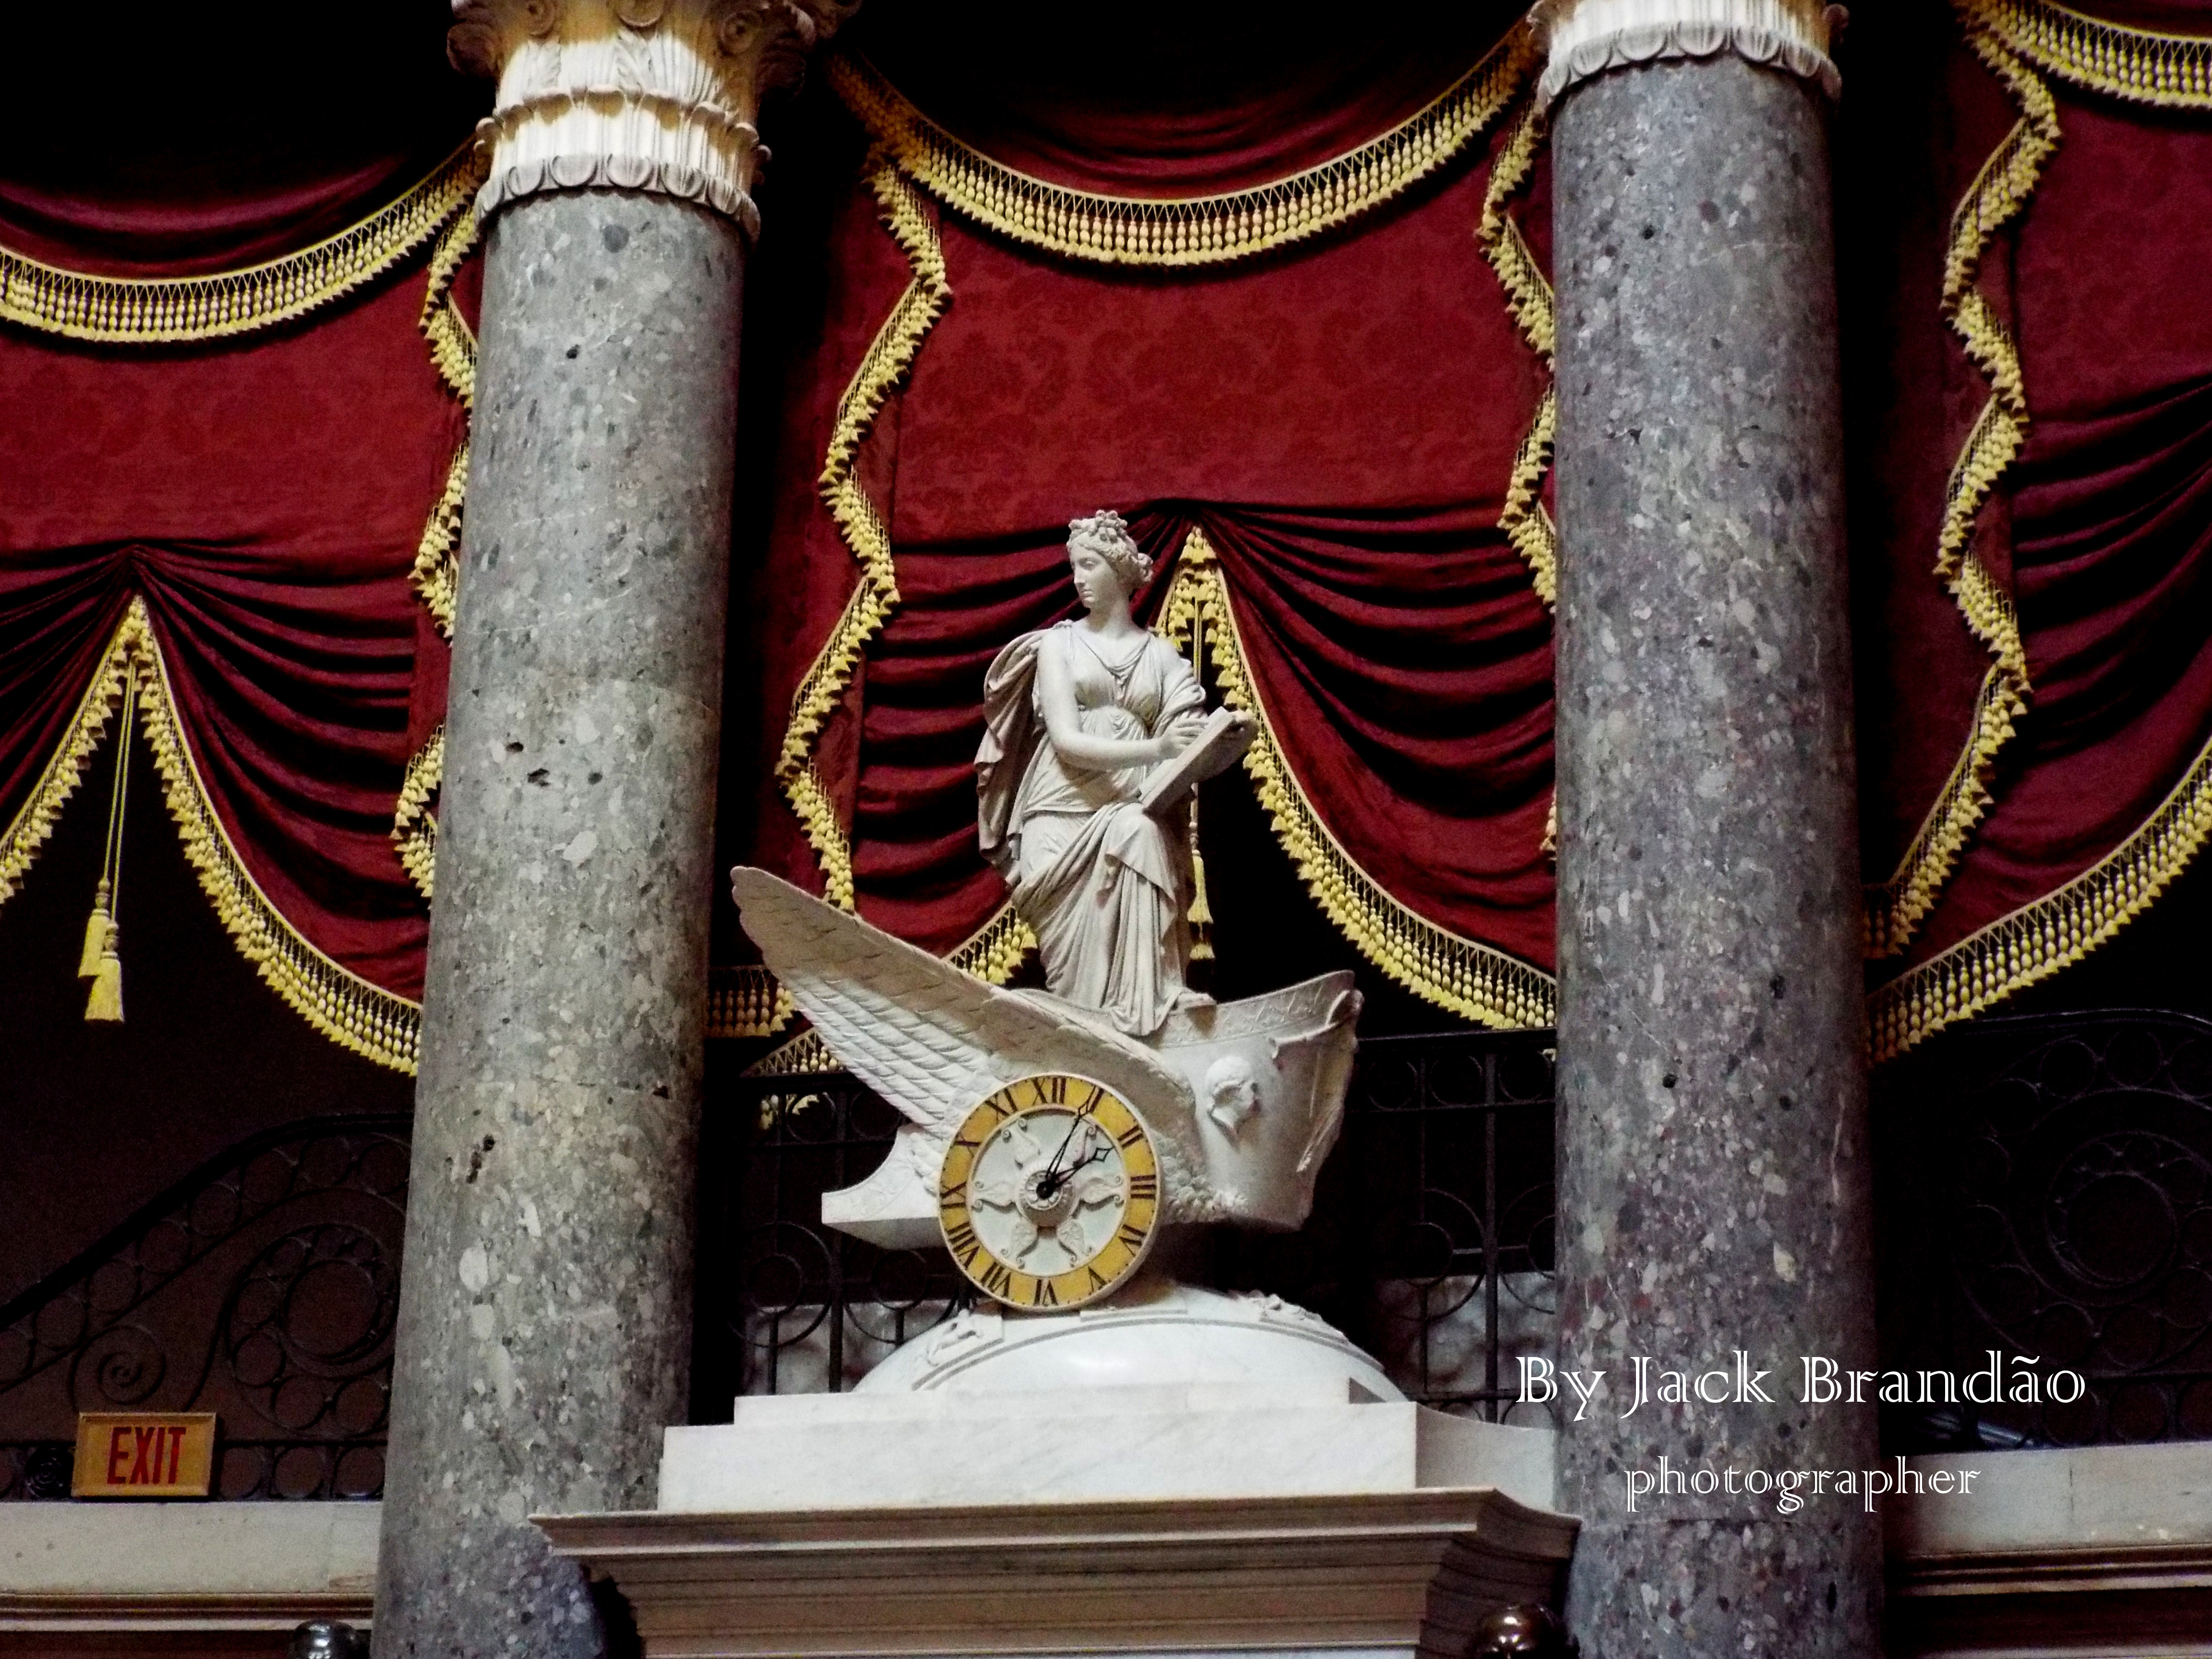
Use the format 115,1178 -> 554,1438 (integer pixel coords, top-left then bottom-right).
1034,1106 -> 1102,1201
1038,1138 -> 1112,1205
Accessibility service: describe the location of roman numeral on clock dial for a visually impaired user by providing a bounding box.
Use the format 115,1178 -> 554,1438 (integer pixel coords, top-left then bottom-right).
938,1073 -> 1159,1312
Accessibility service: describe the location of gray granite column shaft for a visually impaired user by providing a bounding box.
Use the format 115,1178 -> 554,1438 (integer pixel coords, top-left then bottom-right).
1550,55 -> 1881,1657
375,189 -> 741,1658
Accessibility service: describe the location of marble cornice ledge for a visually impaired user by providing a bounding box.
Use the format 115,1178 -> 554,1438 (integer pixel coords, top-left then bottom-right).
1531,0 -> 1842,109
447,0 -> 859,235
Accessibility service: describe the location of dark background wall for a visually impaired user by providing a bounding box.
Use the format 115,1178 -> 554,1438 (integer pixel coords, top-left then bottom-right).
0,775 -> 412,1308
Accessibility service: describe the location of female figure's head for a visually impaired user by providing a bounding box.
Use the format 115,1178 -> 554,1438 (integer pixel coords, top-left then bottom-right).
1066,509 -> 1151,616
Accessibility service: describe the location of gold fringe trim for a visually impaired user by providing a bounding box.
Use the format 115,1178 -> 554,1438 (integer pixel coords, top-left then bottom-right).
124,599 -> 421,1071
948,899 -> 1037,986
773,153 -> 951,910
409,181 -> 481,639
1872,721 -> 2212,1061
1155,529 -> 1555,1029
1967,0 -> 2212,108
411,444 -> 469,639
745,1025 -> 840,1076
0,603 -> 421,1067
829,27 -> 1538,268
393,725 -> 443,902
419,195 -> 481,407
1475,99 -> 1559,606
393,169 -> 485,898
1865,22 -> 2056,958
0,623 -> 133,907
708,965 -> 791,1040
0,145 -> 480,345
735,900 -> 1037,1072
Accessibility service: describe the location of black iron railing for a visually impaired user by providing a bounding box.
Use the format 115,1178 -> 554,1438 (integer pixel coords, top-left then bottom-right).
696,1031 -> 1562,1420
0,1116 -> 408,1501
1876,1010 -> 2212,1450
693,1074 -> 971,1400
12,1011 -> 2212,1500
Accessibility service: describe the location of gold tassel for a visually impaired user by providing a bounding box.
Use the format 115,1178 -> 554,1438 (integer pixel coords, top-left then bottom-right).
82,668 -> 132,1022
1184,591 -> 1217,966
85,922 -> 122,1022
1188,844 -> 1215,962
78,878 -> 111,978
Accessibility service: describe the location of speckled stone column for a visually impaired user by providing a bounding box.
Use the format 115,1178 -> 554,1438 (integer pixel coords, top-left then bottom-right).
1544,5 -> 1882,1654
375,4 -> 847,1655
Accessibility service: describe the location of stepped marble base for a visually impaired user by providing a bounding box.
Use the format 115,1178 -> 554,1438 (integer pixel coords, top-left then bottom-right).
539,1488 -> 1575,1659
661,1379 -> 1556,1514
537,1373 -> 1575,1658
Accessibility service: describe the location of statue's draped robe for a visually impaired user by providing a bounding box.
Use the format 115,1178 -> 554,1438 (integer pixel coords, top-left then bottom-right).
978,623 -> 1206,1036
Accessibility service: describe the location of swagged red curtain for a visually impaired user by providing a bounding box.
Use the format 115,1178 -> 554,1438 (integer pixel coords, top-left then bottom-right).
0,134 -> 480,1069
858,504 -> 1554,964
1851,0 -> 2212,1057
13,0 -> 2212,1068
728,1 -> 1560,1031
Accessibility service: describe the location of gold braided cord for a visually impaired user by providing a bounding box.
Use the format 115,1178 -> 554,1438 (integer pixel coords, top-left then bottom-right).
14,601 -> 423,1070
1872,723 -> 2212,1060
1156,530 -> 1554,1029
393,725 -> 443,902
1475,99 -> 1559,605
1967,0 -> 2212,108
774,155 -> 950,910
1866,24 -> 2056,959
0,144 -> 480,345
830,28 -> 1538,268
0,622 -> 134,908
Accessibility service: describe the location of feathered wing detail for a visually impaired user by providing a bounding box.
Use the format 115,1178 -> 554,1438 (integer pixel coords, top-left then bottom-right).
730,866 -> 1197,1138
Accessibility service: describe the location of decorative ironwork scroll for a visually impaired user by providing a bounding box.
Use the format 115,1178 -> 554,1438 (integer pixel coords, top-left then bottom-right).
699,1031 -> 1561,1419
1878,1010 -> 2212,1448
0,1117 -> 408,1502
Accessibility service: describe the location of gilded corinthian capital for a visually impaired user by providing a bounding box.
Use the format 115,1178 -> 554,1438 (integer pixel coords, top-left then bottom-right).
448,0 -> 858,235
1530,0 -> 1842,109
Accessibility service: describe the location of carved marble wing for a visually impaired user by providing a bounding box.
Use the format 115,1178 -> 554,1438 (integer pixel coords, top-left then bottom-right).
730,868 -> 1203,1246
732,866 -> 1196,1127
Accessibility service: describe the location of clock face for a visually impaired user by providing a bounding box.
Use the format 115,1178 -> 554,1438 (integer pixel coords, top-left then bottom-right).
938,1073 -> 1160,1311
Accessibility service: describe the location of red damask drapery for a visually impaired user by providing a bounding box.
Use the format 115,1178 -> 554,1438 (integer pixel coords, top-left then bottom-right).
1852,0 -> 2212,1056
12,0 -> 2212,1071
727,4 -> 1562,1038
0,136 -> 481,1070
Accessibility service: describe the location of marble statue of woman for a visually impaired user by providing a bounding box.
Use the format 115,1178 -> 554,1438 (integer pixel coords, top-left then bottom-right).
976,510 -> 1214,1038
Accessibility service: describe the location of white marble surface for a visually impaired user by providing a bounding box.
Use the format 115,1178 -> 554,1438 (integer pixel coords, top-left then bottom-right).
540,1488 -> 1576,1659
660,1378 -> 1556,1515
1889,1442 -> 2212,1556
1887,1446 -> 2212,1658
0,1500 -> 376,1633
0,1501 -> 378,1595
854,1281 -> 1404,1397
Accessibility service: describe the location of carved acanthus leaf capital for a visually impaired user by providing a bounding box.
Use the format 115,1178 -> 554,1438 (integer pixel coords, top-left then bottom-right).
448,0 -> 858,233
1530,0 -> 1842,110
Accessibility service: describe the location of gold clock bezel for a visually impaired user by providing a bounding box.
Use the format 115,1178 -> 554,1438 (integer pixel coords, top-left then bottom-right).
937,1072 -> 1160,1311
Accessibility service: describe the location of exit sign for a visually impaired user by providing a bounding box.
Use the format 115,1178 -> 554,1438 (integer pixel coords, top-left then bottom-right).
71,1413 -> 217,1498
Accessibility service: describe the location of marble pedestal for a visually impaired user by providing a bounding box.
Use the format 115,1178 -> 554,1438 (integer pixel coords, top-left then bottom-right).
537,1380 -> 1576,1659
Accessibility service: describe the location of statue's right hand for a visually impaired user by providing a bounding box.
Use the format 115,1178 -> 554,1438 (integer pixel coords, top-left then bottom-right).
1155,716 -> 1203,761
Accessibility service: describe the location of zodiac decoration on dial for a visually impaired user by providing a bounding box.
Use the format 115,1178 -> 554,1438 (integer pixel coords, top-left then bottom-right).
938,1074 -> 1160,1310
